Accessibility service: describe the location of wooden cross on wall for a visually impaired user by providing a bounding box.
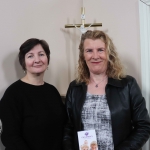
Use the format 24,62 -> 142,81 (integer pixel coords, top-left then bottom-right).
65,7 -> 102,34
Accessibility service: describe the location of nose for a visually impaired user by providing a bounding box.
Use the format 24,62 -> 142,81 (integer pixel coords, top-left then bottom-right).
92,51 -> 99,59
34,55 -> 40,63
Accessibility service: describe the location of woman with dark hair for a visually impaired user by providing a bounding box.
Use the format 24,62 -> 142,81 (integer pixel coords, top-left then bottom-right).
63,30 -> 150,150
0,38 -> 67,150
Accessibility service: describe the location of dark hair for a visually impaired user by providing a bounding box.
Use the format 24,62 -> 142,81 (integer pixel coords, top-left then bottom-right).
19,38 -> 50,70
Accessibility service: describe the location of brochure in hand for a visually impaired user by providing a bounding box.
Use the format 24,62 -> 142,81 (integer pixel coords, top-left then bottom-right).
77,130 -> 98,150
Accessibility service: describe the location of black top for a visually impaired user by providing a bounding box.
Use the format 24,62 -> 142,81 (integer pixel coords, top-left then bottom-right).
63,76 -> 150,150
0,80 -> 67,150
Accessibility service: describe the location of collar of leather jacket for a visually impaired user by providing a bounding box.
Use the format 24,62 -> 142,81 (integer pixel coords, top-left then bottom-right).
71,76 -> 129,88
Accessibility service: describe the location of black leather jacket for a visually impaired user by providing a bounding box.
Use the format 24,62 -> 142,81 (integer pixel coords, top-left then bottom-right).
63,75 -> 150,150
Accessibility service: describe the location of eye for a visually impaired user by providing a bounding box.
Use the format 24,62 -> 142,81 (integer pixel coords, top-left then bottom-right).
86,49 -> 93,52
39,53 -> 45,56
27,55 -> 33,58
98,48 -> 105,53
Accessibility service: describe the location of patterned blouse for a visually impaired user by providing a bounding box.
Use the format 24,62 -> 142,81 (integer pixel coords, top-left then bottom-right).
81,92 -> 114,150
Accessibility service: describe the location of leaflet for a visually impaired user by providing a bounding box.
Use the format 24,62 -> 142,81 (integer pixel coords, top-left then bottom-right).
77,130 -> 98,150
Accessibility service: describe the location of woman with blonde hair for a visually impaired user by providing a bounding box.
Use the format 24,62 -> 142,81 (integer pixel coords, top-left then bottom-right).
63,30 -> 150,150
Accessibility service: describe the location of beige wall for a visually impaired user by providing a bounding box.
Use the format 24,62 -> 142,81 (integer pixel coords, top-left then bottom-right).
0,0 -> 141,97
0,0 -> 141,148
0,0 -> 82,98
84,0 -> 141,83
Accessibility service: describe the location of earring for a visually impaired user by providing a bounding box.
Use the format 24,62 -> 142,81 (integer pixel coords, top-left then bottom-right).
24,70 -> 26,74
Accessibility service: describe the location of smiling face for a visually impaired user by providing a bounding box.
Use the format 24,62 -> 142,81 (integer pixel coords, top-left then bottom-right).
25,44 -> 48,75
91,145 -> 97,150
82,148 -> 88,150
83,39 -> 108,75
81,145 -> 89,150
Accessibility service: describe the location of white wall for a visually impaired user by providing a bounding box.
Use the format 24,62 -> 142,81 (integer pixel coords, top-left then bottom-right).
0,0 -> 141,149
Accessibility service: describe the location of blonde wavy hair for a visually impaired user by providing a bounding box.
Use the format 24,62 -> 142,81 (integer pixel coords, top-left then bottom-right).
76,30 -> 126,84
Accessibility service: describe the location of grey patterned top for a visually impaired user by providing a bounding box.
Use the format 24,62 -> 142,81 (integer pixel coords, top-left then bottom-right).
81,92 -> 114,150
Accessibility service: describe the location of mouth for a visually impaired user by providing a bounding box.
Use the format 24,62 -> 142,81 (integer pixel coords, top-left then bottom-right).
33,65 -> 42,68
91,62 -> 101,64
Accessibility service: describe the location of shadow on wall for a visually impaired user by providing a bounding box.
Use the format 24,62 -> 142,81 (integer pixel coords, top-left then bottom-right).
0,50 -> 24,97
2,51 -> 24,85
0,51 -> 20,98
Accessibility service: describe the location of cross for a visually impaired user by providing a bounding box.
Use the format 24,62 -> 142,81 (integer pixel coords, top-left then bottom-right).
65,7 -> 102,34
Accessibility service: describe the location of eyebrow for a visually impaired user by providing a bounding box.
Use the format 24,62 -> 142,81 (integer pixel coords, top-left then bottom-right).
84,47 -> 105,50
84,48 -> 93,50
26,51 -> 45,55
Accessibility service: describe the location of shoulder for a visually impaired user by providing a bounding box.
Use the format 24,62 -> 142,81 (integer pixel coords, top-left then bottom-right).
120,75 -> 137,86
67,80 -> 86,92
7,80 -> 21,88
44,82 -> 63,102
121,75 -> 136,82
3,80 -> 22,95
0,80 -> 22,105
69,80 -> 77,87
108,75 -> 138,88
44,82 -> 60,94
69,80 -> 85,87
121,75 -> 138,87
44,82 -> 58,90
66,80 -> 87,96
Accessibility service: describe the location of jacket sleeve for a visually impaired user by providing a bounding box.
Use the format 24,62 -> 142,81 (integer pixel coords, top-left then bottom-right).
115,77 -> 150,150
63,83 -> 75,150
0,89 -> 31,150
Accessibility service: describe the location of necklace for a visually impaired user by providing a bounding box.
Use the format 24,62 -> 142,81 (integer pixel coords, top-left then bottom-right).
91,75 -> 107,88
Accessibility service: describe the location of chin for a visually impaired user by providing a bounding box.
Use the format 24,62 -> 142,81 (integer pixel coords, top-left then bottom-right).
92,68 -> 107,74
32,70 -> 45,75
35,73 -> 41,76
91,70 -> 101,75
33,69 -> 46,74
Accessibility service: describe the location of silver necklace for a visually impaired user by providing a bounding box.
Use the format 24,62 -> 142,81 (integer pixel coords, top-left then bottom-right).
92,75 -> 107,88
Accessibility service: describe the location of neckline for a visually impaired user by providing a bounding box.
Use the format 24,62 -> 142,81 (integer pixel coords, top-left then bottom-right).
87,92 -> 106,96
19,79 -> 45,87
90,74 -> 107,88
